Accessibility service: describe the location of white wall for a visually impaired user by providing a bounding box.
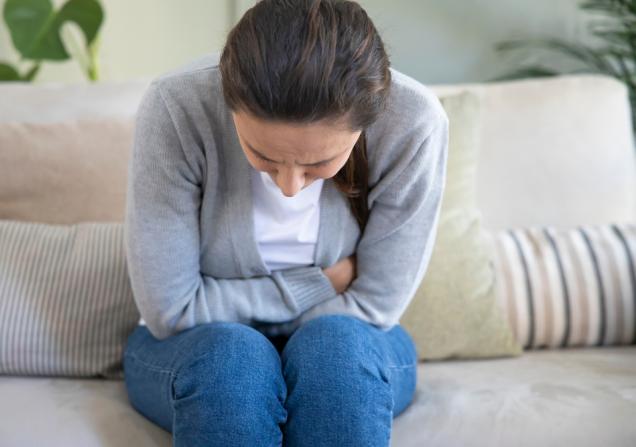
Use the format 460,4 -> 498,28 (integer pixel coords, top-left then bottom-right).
0,0 -> 596,85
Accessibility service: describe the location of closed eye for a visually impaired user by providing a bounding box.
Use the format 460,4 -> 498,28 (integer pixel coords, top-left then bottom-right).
242,133 -> 350,167
257,154 -> 274,163
309,160 -> 330,167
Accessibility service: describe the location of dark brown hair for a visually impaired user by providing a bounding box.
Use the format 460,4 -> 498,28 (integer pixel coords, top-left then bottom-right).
219,0 -> 391,234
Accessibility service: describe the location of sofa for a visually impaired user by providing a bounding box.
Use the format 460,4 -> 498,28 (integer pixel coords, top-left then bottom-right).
1,70 -> 635,447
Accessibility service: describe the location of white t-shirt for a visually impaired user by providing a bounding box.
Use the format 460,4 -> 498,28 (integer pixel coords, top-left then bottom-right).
251,166 -> 324,273
137,167 -> 324,326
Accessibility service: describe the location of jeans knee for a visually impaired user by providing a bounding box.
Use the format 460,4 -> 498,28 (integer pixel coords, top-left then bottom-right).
290,314 -> 369,341
172,322 -> 284,400
281,315 -> 393,441
284,314 -> 376,359
169,323 -> 288,444
282,314 -> 389,385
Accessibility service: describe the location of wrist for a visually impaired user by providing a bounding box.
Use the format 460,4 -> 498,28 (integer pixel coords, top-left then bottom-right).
322,266 -> 335,287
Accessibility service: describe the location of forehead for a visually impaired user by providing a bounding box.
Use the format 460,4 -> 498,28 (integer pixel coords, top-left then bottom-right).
232,110 -> 359,157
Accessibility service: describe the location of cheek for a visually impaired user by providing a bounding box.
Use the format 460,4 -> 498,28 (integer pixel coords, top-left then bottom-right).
318,158 -> 349,178
246,154 -> 271,172
316,166 -> 340,179
296,163 -> 335,179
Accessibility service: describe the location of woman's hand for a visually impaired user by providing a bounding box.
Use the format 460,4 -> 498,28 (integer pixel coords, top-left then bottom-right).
322,254 -> 357,295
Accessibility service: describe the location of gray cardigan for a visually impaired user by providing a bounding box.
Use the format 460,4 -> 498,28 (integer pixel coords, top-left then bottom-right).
124,53 -> 449,340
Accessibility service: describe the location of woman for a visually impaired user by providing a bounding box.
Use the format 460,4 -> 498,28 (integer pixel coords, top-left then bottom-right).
122,0 -> 449,446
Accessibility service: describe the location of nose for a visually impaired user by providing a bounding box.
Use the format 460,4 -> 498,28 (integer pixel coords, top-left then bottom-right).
276,168 -> 304,197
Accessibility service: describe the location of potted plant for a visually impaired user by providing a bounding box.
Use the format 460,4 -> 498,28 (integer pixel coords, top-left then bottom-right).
0,0 -> 104,82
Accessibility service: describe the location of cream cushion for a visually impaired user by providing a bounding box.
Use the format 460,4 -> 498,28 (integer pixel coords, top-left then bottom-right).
401,90 -> 522,360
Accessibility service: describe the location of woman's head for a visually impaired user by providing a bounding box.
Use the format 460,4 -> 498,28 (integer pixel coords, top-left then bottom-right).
231,110 -> 361,197
219,0 -> 391,231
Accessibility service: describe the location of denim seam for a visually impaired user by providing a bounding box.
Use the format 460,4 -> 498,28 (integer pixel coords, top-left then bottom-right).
174,345 -> 237,378
387,363 -> 417,369
124,352 -> 175,375
170,347 -> 232,403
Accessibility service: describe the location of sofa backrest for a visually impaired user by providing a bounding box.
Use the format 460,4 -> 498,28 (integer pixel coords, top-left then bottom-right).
0,79 -> 152,124
430,75 -> 636,230
0,79 -> 153,224
1,73 -> 634,230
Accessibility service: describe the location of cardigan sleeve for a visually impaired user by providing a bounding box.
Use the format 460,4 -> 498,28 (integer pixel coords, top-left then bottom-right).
124,82 -> 337,340
262,111 -> 449,335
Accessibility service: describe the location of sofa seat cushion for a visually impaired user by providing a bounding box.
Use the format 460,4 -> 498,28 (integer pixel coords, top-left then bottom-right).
394,346 -> 636,447
1,347 -> 634,446
0,375 -> 171,447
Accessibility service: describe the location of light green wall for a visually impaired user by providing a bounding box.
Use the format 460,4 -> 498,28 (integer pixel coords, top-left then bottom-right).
0,0 -> 233,83
0,0 -> 594,85
359,0 -> 593,84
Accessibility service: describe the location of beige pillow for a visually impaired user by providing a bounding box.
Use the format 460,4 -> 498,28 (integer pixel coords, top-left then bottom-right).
400,90 -> 523,360
0,118 -> 134,224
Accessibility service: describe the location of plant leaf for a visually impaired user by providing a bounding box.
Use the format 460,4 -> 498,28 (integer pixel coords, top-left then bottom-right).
54,0 -> 103,48
580,0 -> 636,16
495,37 -> 618,77
486,66 -> 562,82
0,62 -> 22,81
23,63 -> 41,81
3,0 -> 103,61
2,0 -> 60,59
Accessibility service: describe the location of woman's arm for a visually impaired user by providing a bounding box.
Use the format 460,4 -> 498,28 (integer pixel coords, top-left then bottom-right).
125,82 -> 337,341
269,113 -> 449,334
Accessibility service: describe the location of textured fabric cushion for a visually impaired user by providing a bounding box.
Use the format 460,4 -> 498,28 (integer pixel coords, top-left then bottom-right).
0,118 -> 134,224
430,75 -> 636,230
489,222 -> 636,350
400,91 -> 522,360
0,220 -> 139,379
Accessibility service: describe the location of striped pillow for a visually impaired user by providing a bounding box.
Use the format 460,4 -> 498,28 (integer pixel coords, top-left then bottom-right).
489,223 -> 636,350
0,220 -> 139,379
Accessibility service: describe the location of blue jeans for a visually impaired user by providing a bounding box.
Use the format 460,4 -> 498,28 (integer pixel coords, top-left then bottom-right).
123,314 -> 418,446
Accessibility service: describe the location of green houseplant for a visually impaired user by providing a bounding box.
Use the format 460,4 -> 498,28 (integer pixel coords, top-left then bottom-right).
0,0 -> 104,82
492,0 -> 636,133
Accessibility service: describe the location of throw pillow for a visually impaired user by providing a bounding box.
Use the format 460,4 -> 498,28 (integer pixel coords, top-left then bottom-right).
0,220 -> 139,379
489,222 -> 636,349
400,90 -> 523,360
0,118 -> 134,224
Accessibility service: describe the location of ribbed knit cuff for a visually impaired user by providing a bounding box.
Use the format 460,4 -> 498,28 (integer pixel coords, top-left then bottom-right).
277,265 -> 337,313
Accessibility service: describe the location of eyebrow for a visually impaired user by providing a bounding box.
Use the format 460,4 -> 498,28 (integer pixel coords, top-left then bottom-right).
244,140 -> 344,167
